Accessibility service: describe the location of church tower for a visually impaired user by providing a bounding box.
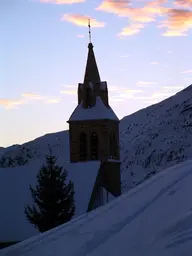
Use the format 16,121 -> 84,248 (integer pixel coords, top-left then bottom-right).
67,20 -> 121,211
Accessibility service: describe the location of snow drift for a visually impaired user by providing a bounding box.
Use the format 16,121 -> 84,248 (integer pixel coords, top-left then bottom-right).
1,160 -> 192,256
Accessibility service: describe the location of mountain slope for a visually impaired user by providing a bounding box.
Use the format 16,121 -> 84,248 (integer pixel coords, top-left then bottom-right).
0,131 -> 69,167
1,84 -> 192,191
1,160 -> 192,256
120,84 -> 192,191
1,84 -> 192,242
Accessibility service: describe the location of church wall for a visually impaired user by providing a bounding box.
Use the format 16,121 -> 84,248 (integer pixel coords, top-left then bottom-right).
108,121 -> 120,160
87,161 -> 121,212
69,120 -> 120,162
100,161 -> 121,196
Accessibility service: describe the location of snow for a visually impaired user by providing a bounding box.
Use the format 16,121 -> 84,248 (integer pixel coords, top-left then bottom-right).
120,84 -> 192,191
0,158 -> 100,242
0,160 -> 41,241
1,160 -> 192,256
68,96 -> 119,121
1,83 -> 192,244
63,161 -> 100,217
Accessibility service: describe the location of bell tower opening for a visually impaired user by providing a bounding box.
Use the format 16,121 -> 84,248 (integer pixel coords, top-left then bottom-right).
67,19 -> 120,165
109,132 -> 118,159
91,132 -> 99,160
65,19 -> 121,216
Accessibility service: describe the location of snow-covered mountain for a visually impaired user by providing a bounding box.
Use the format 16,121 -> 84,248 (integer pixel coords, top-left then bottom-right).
120,84 -> 192,190
1,160 -> 192,256
1,83 -> 192,243
1,84 -> 192,191
0,131 -> 69,168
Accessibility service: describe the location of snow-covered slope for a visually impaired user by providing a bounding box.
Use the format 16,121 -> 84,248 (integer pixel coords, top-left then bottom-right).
1,84 -> 192,242
0,131 -> 69,167
1,160 -> 192,256
0,148 -> 4,156
1,85 -> 192,190
120,84 -> 192,191
0,157 -> 101,241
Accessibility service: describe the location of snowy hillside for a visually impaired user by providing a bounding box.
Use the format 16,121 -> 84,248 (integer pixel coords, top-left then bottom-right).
1,84 -> 192,191
0,159 -> 101,242
1,160 -> 192,256
0,131 -> 69,167
120,84 -> 192,191
1,84 -> 192,242
0,148 -> 4,156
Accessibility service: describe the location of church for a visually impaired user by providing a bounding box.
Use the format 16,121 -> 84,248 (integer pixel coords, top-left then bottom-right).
67,23 -> 121,212
0,23 -> 121,243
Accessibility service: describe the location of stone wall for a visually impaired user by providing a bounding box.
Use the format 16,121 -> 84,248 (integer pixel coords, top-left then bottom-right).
69,120 -> 120,162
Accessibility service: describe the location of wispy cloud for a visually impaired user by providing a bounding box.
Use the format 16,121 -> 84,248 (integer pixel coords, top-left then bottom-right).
118,89 -> 143,98
96,0 -> 167,36
97,0 -> 166,21
0,93 -> 44,109
96,0 -> 192,36
110,83 -> 186,107
134,85 -> 185,104
174,0 -> 192,8
46,98 -> 61,103
181,69 -> 192,74
0,93 -> 61,109
136,81 -> 158,87
60,89 -> 77,95
108,85 -> 126,92
0,99 -> 25,109
61,84 -> 77,88
130,90 -> 174,105
163,85 -> 185,90
160,9 -> 192,36
150,91 -> 175,99
21,93 -> 44,100
39,0 -> 85,4
61,14 -> 105,27
118,23 -> 145,36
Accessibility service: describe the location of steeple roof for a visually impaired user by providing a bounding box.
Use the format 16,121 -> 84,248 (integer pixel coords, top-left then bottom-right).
68,96 -> 119,122
83,43 -> 101,85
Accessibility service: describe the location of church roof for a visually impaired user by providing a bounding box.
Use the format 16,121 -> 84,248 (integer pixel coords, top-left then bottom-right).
84,43 -> 101,85
65,161 -> 100,217
68,96 -> 119,122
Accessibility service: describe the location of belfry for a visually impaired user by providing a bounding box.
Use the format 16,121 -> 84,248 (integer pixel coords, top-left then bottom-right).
67,20 -> 121,211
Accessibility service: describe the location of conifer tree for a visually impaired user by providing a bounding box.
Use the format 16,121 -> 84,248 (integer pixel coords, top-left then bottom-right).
24,150 -> 75,232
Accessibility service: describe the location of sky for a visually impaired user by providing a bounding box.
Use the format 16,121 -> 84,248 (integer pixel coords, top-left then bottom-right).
1,0 -> 192,147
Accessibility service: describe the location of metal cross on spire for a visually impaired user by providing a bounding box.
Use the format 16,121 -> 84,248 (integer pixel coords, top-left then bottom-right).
88,18 -> 91,44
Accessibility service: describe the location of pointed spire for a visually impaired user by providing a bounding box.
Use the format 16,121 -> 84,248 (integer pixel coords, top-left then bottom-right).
83,19 -> 101,85
88,18 -> 91,44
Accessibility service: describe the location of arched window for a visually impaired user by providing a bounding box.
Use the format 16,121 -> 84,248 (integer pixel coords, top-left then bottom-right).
80,132 -> 87,161
112,133 -> 117,159
109,132 -> 113,158
91,132 -> 99,160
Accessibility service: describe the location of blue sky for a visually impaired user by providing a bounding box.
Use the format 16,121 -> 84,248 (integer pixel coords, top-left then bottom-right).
1,0 -> 192,147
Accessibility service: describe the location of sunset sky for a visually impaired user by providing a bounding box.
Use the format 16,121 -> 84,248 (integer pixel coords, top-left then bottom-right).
1,0 -> 192,147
